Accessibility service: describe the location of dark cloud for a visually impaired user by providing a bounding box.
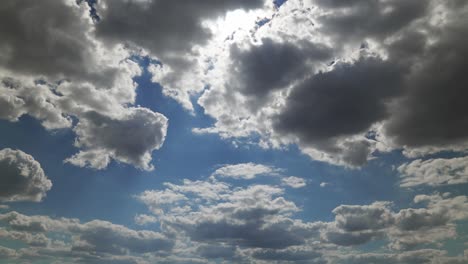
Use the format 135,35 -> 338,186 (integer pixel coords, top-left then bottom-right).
323,228 -> 382,246
0,211 -> 174,263
229,38 -> 332,97
189,220 -> 306,249
384,16 -> 468,150
274,56 -> 404,142
332,202 -> 394,232
196,244 -> 237,259
94,0 -> 265,56
72,220 -> 174,255
0,0 -> 117,86
252,248 -> 323,262
271,55 -> 405,166
0,149 -> 52,202
314,0 -> 430,43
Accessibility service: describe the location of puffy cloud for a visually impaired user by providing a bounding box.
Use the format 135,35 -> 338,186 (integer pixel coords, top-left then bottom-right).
134,214 -> 158,226
137,178 -> 321,251
71,220 -> 174,255
273,55 -> 405,167
318,193 -> 468,249
65,107 -> 168,171
211,163 -> 279,180
94,0 -> 267,110
282,176 -> 307,188
0,0 -> 169,170
133,165 -> 468,262
332,202 -> 394,232
0,246 -> 17,259
228,38 -> 332,99
398,156 -> 468,187
190,0 -> 468,167
0,211 -> 174,263
383,4 -> 468,154
0,148 -> 52,202
94,0 -> 266,56
2,183 -> 467,263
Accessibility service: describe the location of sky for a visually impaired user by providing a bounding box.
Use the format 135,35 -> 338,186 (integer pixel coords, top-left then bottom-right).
0,0 -> 467,263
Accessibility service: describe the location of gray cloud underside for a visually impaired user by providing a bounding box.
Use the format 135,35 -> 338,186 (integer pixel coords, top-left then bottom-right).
0,148 -> 51,202
195,0 -> 468,166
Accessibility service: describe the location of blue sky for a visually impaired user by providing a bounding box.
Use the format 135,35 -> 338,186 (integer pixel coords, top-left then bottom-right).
0,0 -> 468,263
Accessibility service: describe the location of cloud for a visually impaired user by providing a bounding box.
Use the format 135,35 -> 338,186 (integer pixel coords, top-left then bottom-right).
196,244 -> 237,260
398,156 -> 468,187
93,0 -> 267,110
191,0 -> 468,167
382,5 -> 468,154
0,148 -> 52,202
132,165 -> 468,262
251,247 -> 323,262
273,55 -> 404,167
211,163 -> 279,179
134,214 -> 157,226
228,38 -> 332,99
334,249 -> 456,264
137,179 -> 321,251
282,176 -> 307,188
65,107 -> 168,171
0,211 -> 174,263
0,0 -> 169,170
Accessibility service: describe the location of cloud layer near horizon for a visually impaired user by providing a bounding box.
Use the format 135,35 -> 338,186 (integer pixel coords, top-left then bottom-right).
1,163 -> 467,263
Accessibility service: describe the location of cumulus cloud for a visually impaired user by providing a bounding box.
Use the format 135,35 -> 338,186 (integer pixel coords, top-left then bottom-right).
0,211 -> 174,263
211,163 -> 279,179
1,176 -> 468,263
0,0 -> 169,170
65,107 -> 168,171
0,148 -> 52,202
398,156 -> 468,187
282,176 -> 307,188
93,0 -> 267,110
188,0 -> 468,167
136,178 -> 320,251
130,165 -> 468,262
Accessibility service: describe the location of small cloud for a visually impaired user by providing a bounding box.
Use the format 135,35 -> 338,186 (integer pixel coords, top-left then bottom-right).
282,176 -> 306,188
212,163 -> 280,180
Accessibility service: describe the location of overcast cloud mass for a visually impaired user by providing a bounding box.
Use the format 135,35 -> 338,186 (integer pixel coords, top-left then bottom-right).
0,0 -> 467,263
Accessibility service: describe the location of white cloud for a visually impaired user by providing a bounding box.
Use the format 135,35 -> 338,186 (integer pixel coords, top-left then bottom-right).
134,214 -> 157,226
211,163 -> 279,179
398,156 -> 468,187
282,176 -> 307,188
65,107 -> 168,171
132,166 -> 468,262
0,211 -> 173,263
